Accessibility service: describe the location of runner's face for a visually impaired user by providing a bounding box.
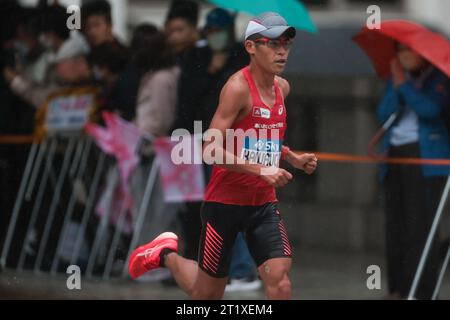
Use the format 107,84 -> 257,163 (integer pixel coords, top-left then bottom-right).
246,36 -> 292,74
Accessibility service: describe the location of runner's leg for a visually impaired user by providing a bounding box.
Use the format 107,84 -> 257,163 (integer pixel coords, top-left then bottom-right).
164,201 -> 241,299
246,203 -> 293,300
164,253 -> 228,299
258,257 -> 292,300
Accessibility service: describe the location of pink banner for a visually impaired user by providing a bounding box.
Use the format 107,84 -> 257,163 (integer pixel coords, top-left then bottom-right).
153,136 -> 205,202
85,112 -> 142,234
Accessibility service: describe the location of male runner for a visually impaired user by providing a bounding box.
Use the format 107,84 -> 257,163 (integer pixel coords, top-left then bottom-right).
128,12 -> 317,300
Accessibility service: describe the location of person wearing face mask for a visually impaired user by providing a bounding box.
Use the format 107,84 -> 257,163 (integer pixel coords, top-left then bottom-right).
1,6 -> 52,133
175,7 -> 248,133
377,42 -> 450,299
203,9 -> 244,77
2,4 -> 74,109
12,8 -> 54,86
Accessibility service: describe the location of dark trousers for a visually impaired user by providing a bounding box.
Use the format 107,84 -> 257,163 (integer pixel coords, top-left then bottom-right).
179,201 -> 202,260
179,164 -> 212,261
384,143 -> 445,299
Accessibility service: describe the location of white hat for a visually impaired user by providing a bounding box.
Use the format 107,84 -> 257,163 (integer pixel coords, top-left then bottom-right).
52,32 -> 90,63
245,12 -> 296,40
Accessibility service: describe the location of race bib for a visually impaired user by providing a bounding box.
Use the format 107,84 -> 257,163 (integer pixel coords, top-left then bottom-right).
240,137 -> 282,167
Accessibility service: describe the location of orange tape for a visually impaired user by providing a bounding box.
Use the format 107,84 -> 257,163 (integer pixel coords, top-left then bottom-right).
294,151 -> 450,166
0,135 -> 35,145
0,136 -> 449,166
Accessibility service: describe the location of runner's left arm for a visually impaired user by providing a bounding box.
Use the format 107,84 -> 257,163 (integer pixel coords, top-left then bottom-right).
277,77 -> 318,175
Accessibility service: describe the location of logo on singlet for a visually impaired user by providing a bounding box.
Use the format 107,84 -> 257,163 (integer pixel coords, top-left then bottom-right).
241,137 -> 281,167
278,105 -> 284,115
253,107 -> 271,119
254,122 -> 284,129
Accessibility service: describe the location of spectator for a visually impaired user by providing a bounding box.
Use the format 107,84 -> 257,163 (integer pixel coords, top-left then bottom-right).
161,1 -> 203,276
89,41 -> 132,117
13,7 -> 54,85
1,4 -> 94,270
377,42 -> 450,299
1,4 -> 40,132
165,0 -> 204,62
4,31 -> 91,109
133,25 -> 180,137
81,0 -> 124,48
83,1 -> 140,121
0,1 -> 36,252
52,33 -> 91,85
2,4 -> 86,109
39,4 -> 72,53
176,7 -> 249,132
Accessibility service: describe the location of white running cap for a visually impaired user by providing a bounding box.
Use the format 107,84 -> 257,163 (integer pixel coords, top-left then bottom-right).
244,12 -> 296,40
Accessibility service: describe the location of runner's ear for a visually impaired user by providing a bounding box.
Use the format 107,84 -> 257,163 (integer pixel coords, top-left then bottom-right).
244,39 -> 256,55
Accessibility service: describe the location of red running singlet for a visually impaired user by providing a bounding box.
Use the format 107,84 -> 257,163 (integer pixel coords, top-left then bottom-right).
204,66 -> 287,206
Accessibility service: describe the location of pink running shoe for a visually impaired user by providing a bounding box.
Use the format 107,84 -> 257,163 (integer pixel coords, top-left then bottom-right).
128,232 -> 178,279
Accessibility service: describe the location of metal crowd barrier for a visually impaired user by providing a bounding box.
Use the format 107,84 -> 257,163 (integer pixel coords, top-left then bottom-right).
1,128 -> 448,295
0,132 -> 173,280
408,174 -> 450,300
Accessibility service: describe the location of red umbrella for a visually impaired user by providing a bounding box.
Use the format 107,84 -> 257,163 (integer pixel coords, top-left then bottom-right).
353,20 -> 450,80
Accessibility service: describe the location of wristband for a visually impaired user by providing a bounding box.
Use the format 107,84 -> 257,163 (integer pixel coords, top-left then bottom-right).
281,145 -> 290,160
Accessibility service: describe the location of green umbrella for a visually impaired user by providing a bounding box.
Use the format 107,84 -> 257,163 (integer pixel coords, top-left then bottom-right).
206,0 -> 317,33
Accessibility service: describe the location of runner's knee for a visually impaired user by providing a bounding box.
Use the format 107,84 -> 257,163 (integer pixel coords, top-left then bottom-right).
265,275 -> 291,299
261,264 -> 291,299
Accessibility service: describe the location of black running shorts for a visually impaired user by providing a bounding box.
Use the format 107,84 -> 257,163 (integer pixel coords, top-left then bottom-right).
198,201 -> 292,278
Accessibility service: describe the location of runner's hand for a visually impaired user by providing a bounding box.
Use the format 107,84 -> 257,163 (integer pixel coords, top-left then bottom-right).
289,153 -> 317,175
260,168 -> 293,187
